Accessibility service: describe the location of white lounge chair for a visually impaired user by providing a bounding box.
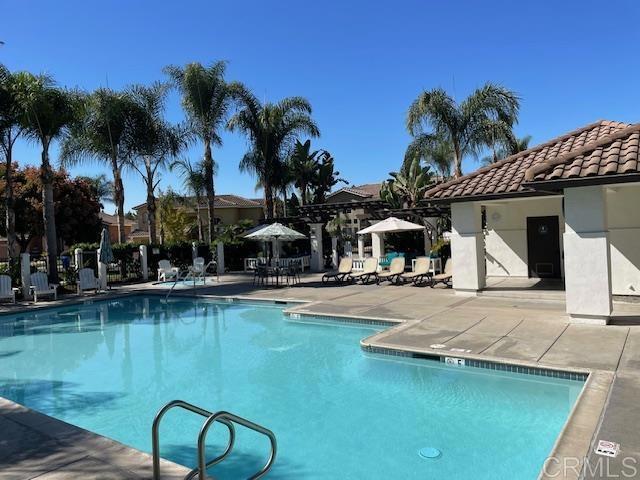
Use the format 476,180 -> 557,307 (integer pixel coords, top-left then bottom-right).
378,257 -> 406,285
348,257 -> 379,284
30,272 -> 58,303
157,259 -> 179,282
400,257 -> 430,286
431,259 -> 453,288
322,257 -> 353,284
77,268 -> 100,295
0,275 -> 17,304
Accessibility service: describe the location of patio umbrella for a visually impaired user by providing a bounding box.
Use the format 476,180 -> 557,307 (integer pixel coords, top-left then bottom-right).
99,227 -> 114,264
245,223 -> 306,259
357,217 -> 425,235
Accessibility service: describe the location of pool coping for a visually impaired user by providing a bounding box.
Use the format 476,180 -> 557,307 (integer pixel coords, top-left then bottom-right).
0,290 -> 612,479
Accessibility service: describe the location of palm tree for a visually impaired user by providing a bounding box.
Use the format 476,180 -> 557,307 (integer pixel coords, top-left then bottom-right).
228,91 -> 320,218
12,72 -> 79,282
481,135 -> 532,165
169,157 -> 208,242
406,83 -> 520,178
310,151 -> 347,204
288,139 -> 320,205
77,174 -> 114,207
61,88 -> 138,243
381,156 -> 433,209
404,136 -> 453,181
0,64 -> 25,260
127,83 -> 185,243
164,62 -> 243,243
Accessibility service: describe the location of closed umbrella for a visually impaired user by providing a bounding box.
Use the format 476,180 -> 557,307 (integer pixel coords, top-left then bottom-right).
99,228 -> 114,263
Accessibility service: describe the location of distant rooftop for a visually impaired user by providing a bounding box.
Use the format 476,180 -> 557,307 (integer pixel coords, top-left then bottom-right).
326,183 -> 382,202
132,194 -> 264,210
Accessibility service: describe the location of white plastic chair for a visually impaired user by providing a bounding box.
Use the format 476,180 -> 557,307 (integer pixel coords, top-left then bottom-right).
157,259 -> 179,282
77,268 -> 100,295
0,275 -> 17,304
190,257 -> 205,281
30,272 -> 58,303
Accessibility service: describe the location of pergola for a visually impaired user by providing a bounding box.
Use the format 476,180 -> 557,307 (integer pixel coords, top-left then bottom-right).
296,199 -> 450,271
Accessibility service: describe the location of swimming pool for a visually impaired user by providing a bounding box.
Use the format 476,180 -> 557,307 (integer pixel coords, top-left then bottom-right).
0,295 -> 584,479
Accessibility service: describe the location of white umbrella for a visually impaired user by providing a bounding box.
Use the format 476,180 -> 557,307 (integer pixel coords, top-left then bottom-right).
357,217 -> 425,235
245,223 -> 307,260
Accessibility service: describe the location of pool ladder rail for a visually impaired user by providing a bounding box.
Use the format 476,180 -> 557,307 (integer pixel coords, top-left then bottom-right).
152,399 -> 277,480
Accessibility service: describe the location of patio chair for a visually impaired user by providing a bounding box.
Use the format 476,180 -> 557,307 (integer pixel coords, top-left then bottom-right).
253,265 -> 269,286
77,268 -> 100,295
378,257 -> 406,285
157,259 -> 179,282
348,257 -> 379,285
431,259 -> 453,288
399,256 -> 431,286
30,272 -> 58,303
285,260 -> 302,286
0,275 -> 17,304
190,257 -> 206,282
322,257 -> 353,284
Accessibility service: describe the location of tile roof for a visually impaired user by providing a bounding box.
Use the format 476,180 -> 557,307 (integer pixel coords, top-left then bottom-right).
426,120 -> 634,202
133,194 -> 263,210
99,212 -> 135,226
327,183 -> 382,200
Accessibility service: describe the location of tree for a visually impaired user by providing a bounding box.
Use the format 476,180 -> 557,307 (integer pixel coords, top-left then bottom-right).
77,174 -> 114,207
0,166 -> 102,252
309,151 -> 346,204
288,139 -> 320,205
0,64 -> 24,260
481,134 -> 532,165
164,62 -> 243,243
12,72 -> 80,281
228,92 -> 320,218
169,157 -> 208,242
157,188 -> 192,243
380,155 -> 433,209
126,83 -> 185,243
406,83 -> 520,178
61,87 -> 138,242
404,136 -> 454,181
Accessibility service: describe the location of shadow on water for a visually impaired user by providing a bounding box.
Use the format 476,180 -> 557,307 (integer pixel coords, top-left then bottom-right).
161,443 -> 307,479
0,350 -> 21,358
0,378 -> 124,418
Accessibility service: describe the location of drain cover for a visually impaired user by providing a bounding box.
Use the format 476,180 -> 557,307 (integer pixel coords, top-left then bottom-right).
418,447 -> 441,459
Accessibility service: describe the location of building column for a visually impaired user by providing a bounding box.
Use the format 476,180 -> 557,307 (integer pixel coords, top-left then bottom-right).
451,202 -> 485,293
139,245 -> 148,281
371,233 -> 385,259
357,236 -> 365,259
74,248 -> 83,270
216,242 -> 225,275
97,248 -> 108,290
344,241 -> 352,257
309,223 -> 324,272
423,228 -> 431,256
564,186 -> 612,324
331,236 -> 339,268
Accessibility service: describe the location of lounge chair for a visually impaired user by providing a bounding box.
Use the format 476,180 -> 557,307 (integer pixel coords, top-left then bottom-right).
0,275 -> 17,304
322,257 -> 353,284
157,259 -> 179,282
378,257 -> 406,285
431,259 -> 453,288
348,257 -> 379,284
399,256 -> 431,286
77,268 -> 100,295
30,272 -> 58,303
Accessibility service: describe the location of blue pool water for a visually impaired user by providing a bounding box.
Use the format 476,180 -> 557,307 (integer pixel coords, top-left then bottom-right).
0,296 -> 583,479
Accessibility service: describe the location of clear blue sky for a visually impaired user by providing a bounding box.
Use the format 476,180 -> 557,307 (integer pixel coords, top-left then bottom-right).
2,0 -> 640,212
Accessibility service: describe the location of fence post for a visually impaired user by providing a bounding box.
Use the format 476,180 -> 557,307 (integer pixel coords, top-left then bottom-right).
216,242 -> 224,275
331,236 -> 339,268
20,253 -> 31,299
97,248 -> 108,290
74,248 -> 83,270
139,244 -> 148,281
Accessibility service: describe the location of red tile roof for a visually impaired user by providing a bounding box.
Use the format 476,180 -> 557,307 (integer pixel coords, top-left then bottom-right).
426,120 -> 634,202
133,194 -> 263,210
327,183 -> 382,200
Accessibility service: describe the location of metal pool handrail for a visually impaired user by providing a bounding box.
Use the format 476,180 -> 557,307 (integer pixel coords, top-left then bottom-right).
151,399 -> 277,480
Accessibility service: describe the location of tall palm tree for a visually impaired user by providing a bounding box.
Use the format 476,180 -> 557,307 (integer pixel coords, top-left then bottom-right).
406,83 -> 520,178
0,64 -> 25,260
404,136 -> 453,181
228,92 -> 319,218
164,62 -> 243,242
127,83 -> 185,244
77,174 -> 114,207
169,157 -> 209,242
13,72 -> 79,282
61,87 -> 138,243
288,139 -> 320,205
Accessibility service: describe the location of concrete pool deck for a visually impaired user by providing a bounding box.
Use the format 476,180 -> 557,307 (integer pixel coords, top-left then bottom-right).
1,273 -> 640,478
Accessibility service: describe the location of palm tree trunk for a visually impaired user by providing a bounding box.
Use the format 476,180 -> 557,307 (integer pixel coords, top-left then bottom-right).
40,145 -> 59,283
264,183 -> 274,220
145,159 -> 157,244
111,157 -> 126,244
282,189 -> 288,218
453,145 -> 463,179
4,150 -> 17,260
203,139 -> 215,243
194,193 -> 203,243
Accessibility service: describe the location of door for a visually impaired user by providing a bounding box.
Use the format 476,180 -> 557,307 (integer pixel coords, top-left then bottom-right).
526,216 -> 561,278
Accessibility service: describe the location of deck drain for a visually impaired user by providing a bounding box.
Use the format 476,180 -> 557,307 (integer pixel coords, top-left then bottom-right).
418,447 -> 441,459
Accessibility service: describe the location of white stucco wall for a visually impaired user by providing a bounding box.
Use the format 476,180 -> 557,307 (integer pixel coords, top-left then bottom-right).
607,184 -> 640,296
485,197 -> 564,277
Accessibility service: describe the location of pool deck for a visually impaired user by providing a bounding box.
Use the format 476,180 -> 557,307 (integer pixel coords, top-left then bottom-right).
2,273 -> 640,478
